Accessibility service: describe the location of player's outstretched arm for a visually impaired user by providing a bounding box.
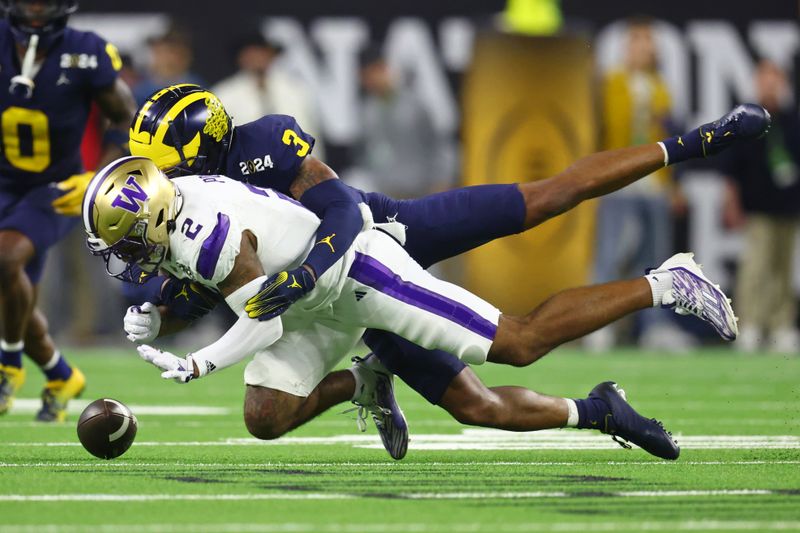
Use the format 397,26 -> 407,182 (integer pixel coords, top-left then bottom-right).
245,156 -> 365,321
138,231 -> 283,382
519,104 -> 771,229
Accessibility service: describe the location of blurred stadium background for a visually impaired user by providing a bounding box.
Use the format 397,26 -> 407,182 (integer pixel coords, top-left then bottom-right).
43,0 -> 800,354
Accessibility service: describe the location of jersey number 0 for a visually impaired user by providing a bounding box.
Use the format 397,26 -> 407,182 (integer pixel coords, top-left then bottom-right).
1,106 -> 51,172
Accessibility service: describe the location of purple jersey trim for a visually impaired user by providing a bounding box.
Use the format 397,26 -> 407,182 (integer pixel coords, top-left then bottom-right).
348,252 -> 497,340
196,213 -> 231,280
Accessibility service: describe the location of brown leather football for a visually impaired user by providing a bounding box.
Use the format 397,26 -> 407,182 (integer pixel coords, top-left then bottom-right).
76,398 -> 138,459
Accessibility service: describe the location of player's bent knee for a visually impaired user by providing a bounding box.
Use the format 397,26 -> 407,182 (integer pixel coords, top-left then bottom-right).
243,405 -> 291,440
243,385 -> 299,440
0,231 -> 34,281
450,395 -> 503,426
244,417 -> 288,440
440,369 -> 503,426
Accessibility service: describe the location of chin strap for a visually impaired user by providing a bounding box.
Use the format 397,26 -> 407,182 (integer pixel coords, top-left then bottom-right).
10,33 -> 38,98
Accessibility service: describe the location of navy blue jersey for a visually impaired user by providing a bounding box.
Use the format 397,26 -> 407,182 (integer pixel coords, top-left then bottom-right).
0,21 -> 121,190
223,114 -> 315,194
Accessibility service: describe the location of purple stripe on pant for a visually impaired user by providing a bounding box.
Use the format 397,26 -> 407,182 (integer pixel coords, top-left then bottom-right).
348,252 -> 497,340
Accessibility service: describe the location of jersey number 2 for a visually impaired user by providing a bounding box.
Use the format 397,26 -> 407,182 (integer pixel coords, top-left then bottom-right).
1,107 -> 50,172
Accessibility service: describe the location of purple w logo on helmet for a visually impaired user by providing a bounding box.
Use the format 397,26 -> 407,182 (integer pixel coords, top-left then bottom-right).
111,176 -> 148,213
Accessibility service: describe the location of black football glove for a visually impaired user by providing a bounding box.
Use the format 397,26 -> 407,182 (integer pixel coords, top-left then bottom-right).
245,266 -> 316,321
159,277 -> 221,322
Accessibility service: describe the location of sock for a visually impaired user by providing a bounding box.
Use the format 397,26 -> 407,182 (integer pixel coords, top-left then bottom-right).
572,397 -> 612,430
659,126 -> 706,166
564,399 -> 579,427
41,351 -> 73,382
0,339 -> 24,368
347,366 -> 364,402
644,271 -> 673,307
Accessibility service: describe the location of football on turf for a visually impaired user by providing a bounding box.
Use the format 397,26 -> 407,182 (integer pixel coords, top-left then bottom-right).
77,398 -> 138,459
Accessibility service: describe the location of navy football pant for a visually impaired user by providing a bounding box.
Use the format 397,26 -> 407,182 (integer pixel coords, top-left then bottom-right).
0,185 -> 78,283
358,184 -> 526,403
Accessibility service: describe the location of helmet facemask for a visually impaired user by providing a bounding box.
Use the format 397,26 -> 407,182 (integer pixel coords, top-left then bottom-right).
95,218 -> 169,283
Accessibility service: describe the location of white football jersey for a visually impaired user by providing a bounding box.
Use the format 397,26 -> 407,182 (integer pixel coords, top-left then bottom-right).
162,175 -> 319,287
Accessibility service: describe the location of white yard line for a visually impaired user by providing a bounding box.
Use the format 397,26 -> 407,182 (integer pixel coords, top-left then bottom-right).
2,522 -> 800,533
1,460 -> 799,468
3,430 -> 799,450
0,489 -> 792,502
9,399 -> 230,416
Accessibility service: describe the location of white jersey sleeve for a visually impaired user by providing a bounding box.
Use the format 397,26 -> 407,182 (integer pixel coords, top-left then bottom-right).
164,175 -> 321,289
165,188 -> 243,287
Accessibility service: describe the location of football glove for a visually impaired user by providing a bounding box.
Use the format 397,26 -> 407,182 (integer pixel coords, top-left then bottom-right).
52,171 -> 95,216
245,266 -> 316,321
160,277 -> 221,322
137,345 -> 196,383
124,302 -> 162,343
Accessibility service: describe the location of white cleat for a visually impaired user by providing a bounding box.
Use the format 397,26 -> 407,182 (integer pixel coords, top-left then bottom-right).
649,253 -> 739,341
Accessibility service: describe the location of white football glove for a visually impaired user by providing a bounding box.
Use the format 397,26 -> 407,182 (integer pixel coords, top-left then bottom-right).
124,302 -> 162,343
137,345 -> 196,383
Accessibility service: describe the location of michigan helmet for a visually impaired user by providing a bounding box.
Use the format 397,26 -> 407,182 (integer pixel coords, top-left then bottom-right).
0,0 -> 77,47
82,156 -> 179,283
129,84 -> 233,177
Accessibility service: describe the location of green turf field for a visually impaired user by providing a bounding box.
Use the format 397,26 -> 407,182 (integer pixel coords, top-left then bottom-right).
1,348 -> 798,533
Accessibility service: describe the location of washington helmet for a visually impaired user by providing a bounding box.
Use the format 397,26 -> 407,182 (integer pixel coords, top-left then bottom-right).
82,156 -> 179,283
129,84 -> 233,177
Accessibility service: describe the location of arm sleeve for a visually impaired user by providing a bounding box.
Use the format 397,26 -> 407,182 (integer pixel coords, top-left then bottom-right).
190,276 -> 283,377
298,179 -> 364,279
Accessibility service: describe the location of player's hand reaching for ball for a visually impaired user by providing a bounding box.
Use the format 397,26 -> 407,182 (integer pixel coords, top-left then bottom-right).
245,266 -> 316,321
124,302 -> 162,343
137,345 -> 197,383
52,170 -> 95,216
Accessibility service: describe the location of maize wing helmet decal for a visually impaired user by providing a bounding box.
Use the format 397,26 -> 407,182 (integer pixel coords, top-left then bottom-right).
203,96 -> 229,142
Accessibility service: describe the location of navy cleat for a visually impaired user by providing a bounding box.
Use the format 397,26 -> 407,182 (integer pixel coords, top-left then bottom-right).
589,381 -> 680,461
698,103 -> 771,157
350,354 -> 409,460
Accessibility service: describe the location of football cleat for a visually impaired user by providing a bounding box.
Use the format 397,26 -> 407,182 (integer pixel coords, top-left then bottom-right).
0,365 -> 26,415
650,252 -> 738,341
698,103 -> 771,157
36,367 -> 86,422
350,354 -> 409,460
589,381 -> 680,461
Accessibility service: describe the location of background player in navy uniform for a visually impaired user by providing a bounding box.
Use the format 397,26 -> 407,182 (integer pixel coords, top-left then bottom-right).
0,0 -> 136,421
126,84 -> 768,458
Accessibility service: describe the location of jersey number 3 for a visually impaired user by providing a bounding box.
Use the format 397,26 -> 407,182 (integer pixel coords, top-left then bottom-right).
1,107 -> 50,172
281,128 -> 310,157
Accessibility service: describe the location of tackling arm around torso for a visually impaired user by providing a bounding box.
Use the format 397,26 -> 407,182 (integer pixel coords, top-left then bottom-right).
242,156 -> 365,321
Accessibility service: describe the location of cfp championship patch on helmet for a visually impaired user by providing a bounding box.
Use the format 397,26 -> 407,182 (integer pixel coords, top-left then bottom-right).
129,84 -> 233,176
82,156 -> 179,283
